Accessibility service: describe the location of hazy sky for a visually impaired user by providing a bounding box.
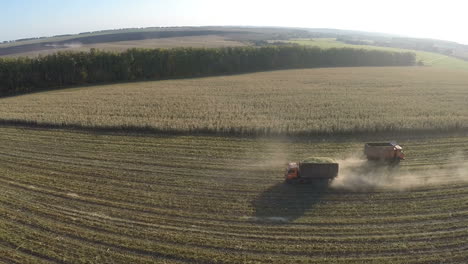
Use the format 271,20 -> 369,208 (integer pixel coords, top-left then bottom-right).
1,0 -> 467,44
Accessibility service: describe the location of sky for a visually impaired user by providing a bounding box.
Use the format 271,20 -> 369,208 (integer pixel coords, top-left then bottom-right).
1,0 -> 467,44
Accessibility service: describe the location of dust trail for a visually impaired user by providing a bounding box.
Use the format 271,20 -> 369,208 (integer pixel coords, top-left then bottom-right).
332,154 -> 468,191
247,140 -> 290,171
221,140 -> 290,184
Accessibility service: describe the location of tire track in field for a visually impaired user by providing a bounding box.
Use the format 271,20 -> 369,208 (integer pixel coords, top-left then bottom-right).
1,127 -> 468,263
1,156 -> 468,223
3,171 -> 467,241
2,169 -> 468,228
3,189 -> 468,249
3,198 -> 468,260
3,155 -> 468,209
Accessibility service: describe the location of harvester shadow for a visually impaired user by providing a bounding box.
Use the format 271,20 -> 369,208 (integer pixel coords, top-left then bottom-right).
252,181 -> 329,223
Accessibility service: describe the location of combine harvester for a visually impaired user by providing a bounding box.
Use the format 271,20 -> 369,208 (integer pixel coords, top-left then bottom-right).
284,157 -> 339,184
364,142 -> 405,163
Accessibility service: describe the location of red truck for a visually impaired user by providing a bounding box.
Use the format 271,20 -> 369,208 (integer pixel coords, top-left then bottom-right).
285,157 -> 339,184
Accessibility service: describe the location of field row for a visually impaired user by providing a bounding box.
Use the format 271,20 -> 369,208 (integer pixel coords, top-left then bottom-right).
0,126 -> 467,263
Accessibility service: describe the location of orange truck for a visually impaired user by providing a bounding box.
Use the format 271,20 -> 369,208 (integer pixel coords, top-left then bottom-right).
285,157 -> 339,184
364,142 -> 405,162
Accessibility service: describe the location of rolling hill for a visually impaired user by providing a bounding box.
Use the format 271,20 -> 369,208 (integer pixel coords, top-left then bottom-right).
2,26 -> 468,69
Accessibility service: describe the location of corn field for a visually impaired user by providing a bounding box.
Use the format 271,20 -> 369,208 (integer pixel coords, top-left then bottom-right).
0,67 -> 466,135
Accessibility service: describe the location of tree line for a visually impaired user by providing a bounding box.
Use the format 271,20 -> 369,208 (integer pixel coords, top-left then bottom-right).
0,46 -> 416,96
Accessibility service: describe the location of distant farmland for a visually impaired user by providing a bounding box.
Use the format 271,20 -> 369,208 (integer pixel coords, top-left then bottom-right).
0,26 -> 304,57
0,67 -> 466,135
291,38 -> 468,70
0,35 -> 246,58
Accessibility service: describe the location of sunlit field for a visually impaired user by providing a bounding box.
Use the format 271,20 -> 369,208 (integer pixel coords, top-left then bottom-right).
3,0 -> 468,262
0,127 -> 467,263
1,64 -> 467,263
0,67 -> 467,135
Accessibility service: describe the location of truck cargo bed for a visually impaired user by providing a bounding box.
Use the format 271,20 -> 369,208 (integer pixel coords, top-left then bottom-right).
364,142 -> 403,161
299,163 -> 339,179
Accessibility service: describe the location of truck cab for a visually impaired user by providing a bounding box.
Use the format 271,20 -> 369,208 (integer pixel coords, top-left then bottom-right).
393,145 -> 405,160
284,158 -> 339,184
285,162 -> 299,182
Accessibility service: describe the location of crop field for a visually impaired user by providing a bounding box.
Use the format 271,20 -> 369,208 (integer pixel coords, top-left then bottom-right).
290,39 -> 468,70
0,35 -> 246,58
1,64 -> 467,263
0,67 -> 467,135
0,126 -> 467,263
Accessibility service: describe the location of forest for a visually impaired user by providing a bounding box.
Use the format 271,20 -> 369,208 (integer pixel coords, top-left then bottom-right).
0,45 -> 416,95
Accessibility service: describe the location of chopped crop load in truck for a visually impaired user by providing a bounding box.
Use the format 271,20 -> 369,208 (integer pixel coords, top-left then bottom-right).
285,157 -> 339,184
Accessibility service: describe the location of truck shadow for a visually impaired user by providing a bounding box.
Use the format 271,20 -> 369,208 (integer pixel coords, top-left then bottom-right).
252,181 -> 329,223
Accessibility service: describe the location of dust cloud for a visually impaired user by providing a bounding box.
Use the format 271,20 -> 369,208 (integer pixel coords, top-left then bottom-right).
332,154 -> 468,191
248,141 -> 290,171
248,141 -> 467,191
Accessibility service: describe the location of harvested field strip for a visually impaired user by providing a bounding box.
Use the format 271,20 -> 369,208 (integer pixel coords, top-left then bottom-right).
2,157 -> 468,220
4,176 -> 468,220
0,126 -> 467,263
2,197 -> 467,259
2,179 -> 468,233
4,165 -> 466,204
2,195 -> 467,249
3,162 -> 468,206
36,203 -> 468,240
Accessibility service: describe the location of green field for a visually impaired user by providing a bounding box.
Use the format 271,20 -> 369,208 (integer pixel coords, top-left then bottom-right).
1,67 -> 467,135
290,39 -> 468,70
0,126 -> 467,263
